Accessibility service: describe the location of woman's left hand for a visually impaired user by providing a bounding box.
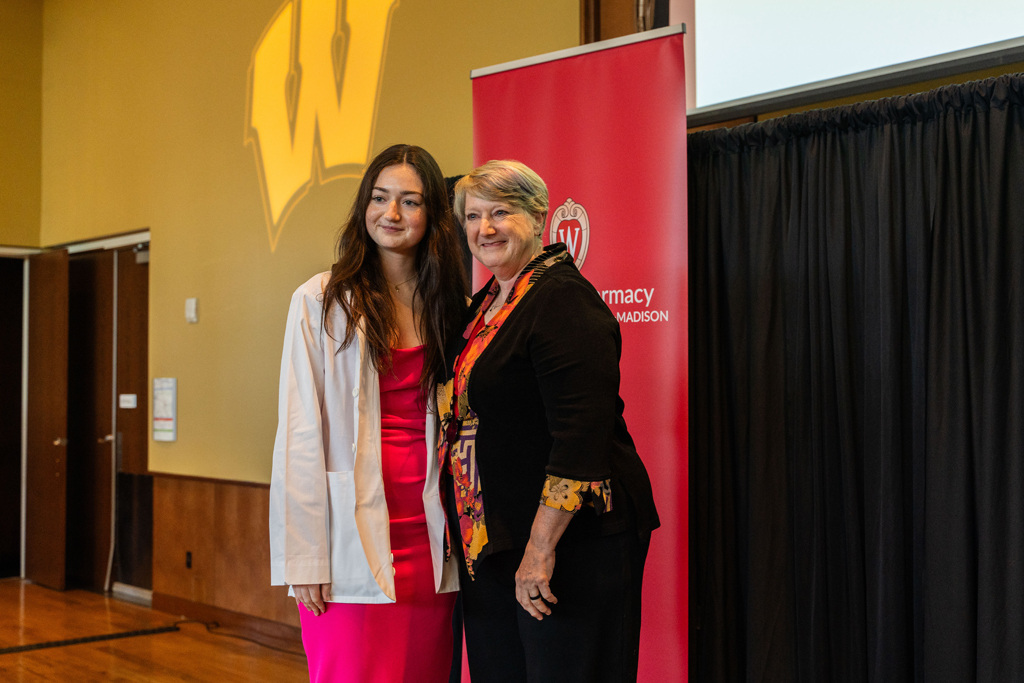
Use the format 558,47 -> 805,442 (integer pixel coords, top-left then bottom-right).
516,540 -> 557,620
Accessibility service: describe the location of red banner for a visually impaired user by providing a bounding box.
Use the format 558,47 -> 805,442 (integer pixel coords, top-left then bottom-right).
471,27 -> 688,681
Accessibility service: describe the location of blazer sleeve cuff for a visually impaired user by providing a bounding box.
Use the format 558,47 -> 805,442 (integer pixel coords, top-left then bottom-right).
271,557 -> 331,586
539,475 -> 613,515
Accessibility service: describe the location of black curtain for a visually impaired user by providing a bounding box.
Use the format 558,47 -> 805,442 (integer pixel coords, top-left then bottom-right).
688,74 -> 1024,683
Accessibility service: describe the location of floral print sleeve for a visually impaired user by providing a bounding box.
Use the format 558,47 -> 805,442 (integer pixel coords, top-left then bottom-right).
540,476 -> 613,515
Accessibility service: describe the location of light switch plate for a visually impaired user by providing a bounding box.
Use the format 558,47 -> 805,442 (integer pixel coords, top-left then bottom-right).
185,297 -> 198,323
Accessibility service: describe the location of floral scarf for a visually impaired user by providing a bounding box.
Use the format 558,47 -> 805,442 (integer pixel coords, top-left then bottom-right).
436,247 -> 571,577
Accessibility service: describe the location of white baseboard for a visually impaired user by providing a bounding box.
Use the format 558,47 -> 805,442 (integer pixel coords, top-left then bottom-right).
111,582 -> 153,608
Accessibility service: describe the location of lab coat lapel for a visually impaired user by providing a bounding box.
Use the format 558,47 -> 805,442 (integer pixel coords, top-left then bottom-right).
352,325 -> 395,601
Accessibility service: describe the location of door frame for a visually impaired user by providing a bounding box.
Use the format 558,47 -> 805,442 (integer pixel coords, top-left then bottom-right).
19,255 -> 31,579
6,229 -> 149,583
0,249 -> 38,579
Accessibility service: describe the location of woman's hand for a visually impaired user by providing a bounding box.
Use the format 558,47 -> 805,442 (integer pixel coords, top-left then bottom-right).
293,583 -> 331,616
516,540 -> 557,620
516,504 -> 574,620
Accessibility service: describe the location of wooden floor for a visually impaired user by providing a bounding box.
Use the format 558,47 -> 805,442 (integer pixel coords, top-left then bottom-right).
0,578 -> 308,682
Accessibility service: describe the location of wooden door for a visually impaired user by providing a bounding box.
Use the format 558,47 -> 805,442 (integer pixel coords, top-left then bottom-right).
24,250 -> 70,590
116,246 -> 149,476
65,251 -> 115,592
113,245 -> 152,589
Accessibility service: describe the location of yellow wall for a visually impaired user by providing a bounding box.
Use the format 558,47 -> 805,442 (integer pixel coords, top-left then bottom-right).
0,0 -> 42,247
40,0 -> 578,482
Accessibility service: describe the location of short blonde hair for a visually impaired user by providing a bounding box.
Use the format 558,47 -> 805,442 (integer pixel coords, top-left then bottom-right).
452,160 -> 549,232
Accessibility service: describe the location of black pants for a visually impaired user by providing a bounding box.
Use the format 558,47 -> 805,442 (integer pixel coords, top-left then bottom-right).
455,527 -> 650,683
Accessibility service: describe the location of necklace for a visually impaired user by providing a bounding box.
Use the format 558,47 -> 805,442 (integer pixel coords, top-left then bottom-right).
390,275 -> 416,291
486,290 -> 507,317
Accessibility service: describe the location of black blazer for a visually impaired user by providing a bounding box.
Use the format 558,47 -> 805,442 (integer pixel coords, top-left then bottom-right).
443,253 -> 659,556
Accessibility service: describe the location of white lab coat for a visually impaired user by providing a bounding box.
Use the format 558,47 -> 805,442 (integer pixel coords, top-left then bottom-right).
269,273 -> 459,603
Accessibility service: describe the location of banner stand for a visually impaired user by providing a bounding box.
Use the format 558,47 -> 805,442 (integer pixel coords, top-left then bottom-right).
470,24 -> 689,682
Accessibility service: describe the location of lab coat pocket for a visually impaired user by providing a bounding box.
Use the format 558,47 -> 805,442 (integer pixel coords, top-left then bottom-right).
325,470 -> 383,600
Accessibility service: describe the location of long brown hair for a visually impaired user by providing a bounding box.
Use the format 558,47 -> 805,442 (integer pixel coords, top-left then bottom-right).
322,144 -> 468,396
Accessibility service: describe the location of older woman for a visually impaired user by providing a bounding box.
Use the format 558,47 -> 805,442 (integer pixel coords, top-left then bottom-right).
270,144 -> 467,682
438,160 -> 659,682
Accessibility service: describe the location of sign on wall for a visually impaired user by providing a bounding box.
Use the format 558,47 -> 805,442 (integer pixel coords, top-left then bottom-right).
153,377 -> 177,442
245,0 -> 399,251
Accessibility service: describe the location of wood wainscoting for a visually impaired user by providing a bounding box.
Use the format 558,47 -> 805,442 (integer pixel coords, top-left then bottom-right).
151,474 -> 301,644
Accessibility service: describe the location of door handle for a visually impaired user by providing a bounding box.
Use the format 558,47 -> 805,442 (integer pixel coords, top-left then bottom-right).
97,434 -> 114,443
53,437 -> 68,446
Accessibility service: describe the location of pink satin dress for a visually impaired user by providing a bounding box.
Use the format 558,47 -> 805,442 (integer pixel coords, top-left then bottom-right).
299,346 -> 456,683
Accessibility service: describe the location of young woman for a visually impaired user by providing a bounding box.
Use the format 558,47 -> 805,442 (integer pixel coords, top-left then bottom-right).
270,144 -> 468,682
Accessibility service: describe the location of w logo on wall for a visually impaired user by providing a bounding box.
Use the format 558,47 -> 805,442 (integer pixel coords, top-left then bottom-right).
548,198 -> 590,269
246,0 -> 399,251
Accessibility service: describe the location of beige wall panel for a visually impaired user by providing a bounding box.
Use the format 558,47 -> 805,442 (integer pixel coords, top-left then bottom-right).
40,0 -> 577,482
0,0 -> 42,247
371,0 -> 581,176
